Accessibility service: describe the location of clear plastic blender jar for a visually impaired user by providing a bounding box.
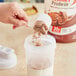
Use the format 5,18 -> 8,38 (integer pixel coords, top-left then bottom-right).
24,34 -> 56,76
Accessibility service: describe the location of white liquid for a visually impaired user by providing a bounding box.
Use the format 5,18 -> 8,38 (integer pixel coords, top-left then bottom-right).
27,57 -> 54,76
27,65 -> 53,76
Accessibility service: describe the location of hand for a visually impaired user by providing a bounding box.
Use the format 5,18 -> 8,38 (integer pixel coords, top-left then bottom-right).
0,2 -> 28,29
33,21 -> 48,34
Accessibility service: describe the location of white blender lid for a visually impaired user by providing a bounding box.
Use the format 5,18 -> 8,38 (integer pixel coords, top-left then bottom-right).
0,45 -> 17,69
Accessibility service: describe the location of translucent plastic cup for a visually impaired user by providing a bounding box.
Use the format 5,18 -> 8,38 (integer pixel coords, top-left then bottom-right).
24,35 -> 56,76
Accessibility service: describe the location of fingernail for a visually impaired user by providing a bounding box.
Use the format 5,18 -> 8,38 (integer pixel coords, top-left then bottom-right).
13,26 -> 17,29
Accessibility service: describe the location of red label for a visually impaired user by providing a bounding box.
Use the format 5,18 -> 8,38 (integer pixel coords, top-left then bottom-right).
72,0 -> 76,5
52,26 -> 61,33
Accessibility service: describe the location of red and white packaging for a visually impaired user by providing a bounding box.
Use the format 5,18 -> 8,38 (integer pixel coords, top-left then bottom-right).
45,0 -> 76,43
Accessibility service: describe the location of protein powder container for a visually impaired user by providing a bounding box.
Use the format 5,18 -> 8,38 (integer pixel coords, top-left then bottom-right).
45,0 -> 76,43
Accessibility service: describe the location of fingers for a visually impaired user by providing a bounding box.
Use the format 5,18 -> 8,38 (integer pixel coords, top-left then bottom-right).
13,21 -> 28,29
13,9 -> 28,28
11,2 -> 28,22
14,5 -> 28,22
16,10 -> 28,22
9,17 -> 28,29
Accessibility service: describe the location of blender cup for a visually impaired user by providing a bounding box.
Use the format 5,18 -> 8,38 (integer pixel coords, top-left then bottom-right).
24,34 -> 56,76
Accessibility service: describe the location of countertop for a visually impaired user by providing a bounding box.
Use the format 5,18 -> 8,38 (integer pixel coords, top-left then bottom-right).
0,3 -> 76,76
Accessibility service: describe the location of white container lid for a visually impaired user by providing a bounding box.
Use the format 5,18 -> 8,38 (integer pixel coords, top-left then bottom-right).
0,45 -> 17,69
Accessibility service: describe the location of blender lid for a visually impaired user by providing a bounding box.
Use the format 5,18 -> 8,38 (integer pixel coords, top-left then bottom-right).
0,45 -> 17,69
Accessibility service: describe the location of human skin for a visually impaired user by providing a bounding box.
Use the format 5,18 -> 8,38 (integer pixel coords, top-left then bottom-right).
0,2 -> 28,29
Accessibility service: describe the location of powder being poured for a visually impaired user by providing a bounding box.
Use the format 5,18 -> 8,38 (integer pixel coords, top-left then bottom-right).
32,32 -> 43,46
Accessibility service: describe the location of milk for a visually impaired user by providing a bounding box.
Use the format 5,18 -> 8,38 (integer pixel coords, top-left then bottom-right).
27,65 -> 53,76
